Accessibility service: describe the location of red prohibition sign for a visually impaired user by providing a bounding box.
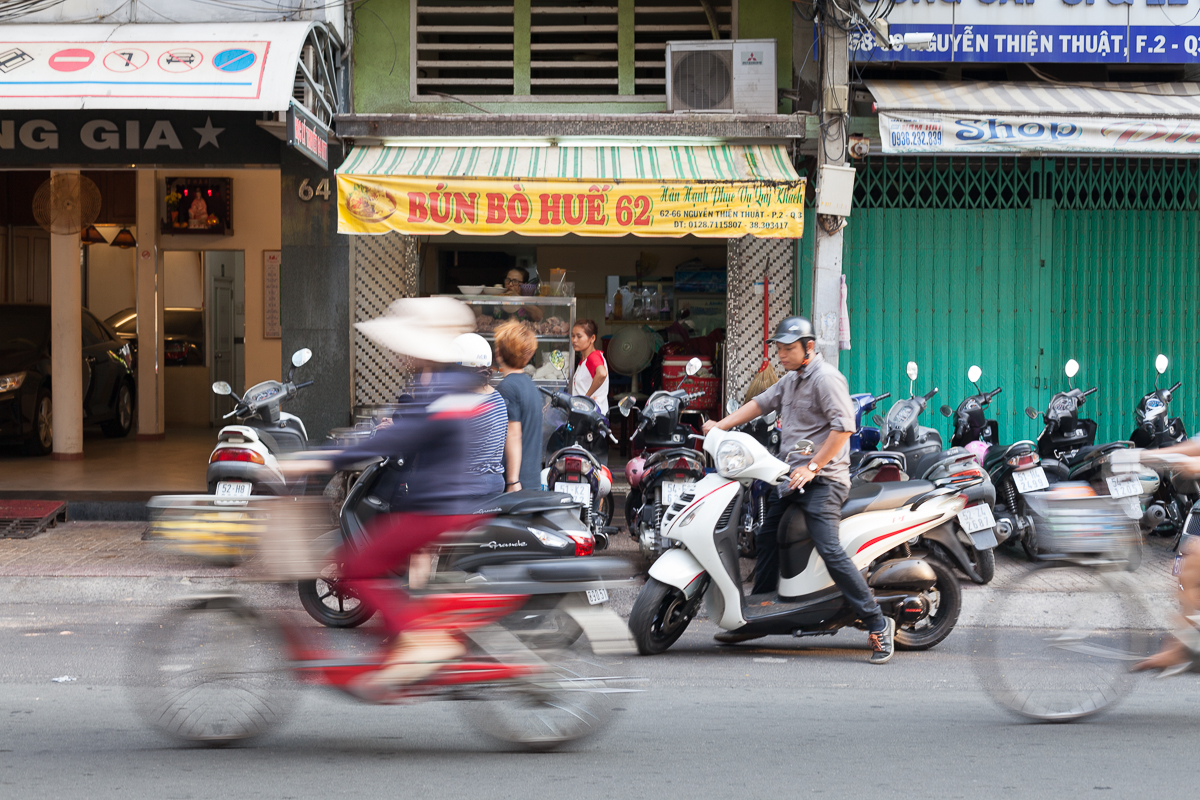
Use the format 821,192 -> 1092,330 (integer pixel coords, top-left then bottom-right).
49,48 -> 95,72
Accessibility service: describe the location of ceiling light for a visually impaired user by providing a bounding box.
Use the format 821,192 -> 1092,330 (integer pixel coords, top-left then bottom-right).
110,228 -> 137,249
81,225 -> 107,245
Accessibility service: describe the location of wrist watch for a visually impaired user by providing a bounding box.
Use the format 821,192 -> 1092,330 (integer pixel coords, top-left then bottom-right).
806,462 -> 820,474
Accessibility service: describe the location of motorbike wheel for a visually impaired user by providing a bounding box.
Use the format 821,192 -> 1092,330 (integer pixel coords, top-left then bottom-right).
894,558 -> 962,651
298,572 -> 373,628
461,647 -> 615,752
628,577 -> 696,655
597,493 -> 614,528
127,597 -> 294,744
974,562 -> 1150,721
967,546 -> 996,584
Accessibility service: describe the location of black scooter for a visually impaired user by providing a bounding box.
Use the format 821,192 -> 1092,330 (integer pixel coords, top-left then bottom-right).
1130,354 -> 1195,537
864,361 -> 999,583
298,453 -> 594,629
541,386 -> 618,548
621,358 -> 709,557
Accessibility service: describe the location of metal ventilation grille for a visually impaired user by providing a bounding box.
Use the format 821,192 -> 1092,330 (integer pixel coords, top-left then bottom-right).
414,1 -> 515,97
715,495 -> 737,529
413,0 -> 731,100
670,49 -> 733,110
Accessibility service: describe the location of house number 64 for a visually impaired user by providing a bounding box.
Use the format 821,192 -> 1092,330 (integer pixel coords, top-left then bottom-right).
298,178 -> 331,201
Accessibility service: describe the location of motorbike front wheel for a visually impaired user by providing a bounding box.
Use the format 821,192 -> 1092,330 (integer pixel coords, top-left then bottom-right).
894,557 -> 962,651
629,577 -> 696,655
297,573 -> 374,628
966,546 -> 996,584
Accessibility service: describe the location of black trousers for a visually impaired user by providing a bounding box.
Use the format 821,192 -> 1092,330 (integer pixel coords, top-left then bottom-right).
751,480 -> 885,632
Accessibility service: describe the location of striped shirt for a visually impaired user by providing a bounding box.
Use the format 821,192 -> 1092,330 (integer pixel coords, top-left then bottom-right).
466,391 -> 508,496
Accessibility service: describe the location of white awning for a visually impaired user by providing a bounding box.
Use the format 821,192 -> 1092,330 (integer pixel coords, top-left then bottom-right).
866,79 -> 1200,155
0,22 -> 324,111
866,79 -> 1200,118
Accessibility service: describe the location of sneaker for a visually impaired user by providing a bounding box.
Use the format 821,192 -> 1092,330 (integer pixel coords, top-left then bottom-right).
868,618 -> 895,665
714,631 -> 765,645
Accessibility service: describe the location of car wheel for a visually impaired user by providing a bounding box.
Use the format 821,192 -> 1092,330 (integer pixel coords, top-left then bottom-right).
26,389 -> 52,456
102,382 -> 134,438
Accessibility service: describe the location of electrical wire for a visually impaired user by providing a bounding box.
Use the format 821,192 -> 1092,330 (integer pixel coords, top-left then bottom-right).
1026,63 -> 1200,98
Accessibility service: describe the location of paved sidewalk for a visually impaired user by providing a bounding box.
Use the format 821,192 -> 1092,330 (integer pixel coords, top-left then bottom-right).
0,522 -> 226,578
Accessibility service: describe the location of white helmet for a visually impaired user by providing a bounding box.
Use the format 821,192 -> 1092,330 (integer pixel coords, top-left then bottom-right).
453,333 -> 493,369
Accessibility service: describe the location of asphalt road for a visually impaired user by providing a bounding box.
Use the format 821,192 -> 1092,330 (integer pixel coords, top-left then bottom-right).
1,577 -> 1196,799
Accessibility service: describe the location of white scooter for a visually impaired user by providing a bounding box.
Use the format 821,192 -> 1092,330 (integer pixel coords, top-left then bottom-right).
628,427 -> 976,655
206,348 -> 314,498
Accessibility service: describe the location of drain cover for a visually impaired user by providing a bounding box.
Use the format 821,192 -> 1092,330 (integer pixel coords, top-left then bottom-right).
0,500 -> 67,539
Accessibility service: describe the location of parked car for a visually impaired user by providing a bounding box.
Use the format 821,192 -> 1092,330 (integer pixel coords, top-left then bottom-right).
105,307 -> 205,366
0,304 -> 136,455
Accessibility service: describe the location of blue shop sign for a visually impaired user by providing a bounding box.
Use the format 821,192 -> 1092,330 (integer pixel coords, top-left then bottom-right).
854,1 -> 1200,63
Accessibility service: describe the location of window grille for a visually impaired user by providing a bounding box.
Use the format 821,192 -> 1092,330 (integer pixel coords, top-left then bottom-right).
413,0 -> 732,101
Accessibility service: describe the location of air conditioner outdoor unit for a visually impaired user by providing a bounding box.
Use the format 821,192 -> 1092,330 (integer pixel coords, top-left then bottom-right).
665,39 -> 777,114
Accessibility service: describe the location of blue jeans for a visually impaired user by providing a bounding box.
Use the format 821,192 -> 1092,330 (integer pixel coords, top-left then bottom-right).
752,480 -> 885,632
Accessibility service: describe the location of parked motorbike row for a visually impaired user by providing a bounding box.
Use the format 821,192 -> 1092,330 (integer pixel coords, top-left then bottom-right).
851,354 -> 1196,571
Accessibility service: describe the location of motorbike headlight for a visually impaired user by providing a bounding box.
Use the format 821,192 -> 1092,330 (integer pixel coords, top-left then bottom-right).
0,372 -> 27,392
716,440 -> 754,476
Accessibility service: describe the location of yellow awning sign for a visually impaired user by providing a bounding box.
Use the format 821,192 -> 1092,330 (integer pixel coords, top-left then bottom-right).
337,176 -> 805,239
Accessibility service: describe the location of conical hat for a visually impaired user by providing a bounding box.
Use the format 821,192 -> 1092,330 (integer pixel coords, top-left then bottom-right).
354,297 -> 475,362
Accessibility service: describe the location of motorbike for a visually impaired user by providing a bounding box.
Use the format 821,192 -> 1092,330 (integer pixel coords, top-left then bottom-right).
622,358 -> 710,557
857,362 -> 999,583
539,387 -> 618,548
133,551 -> 636,749
849,390 -> 890,455
1129,353 -> 1195,538
298,446 -> 598,632
628,429 -> 975,655
1024,358 -> 1159,554
207,347 -> 315,497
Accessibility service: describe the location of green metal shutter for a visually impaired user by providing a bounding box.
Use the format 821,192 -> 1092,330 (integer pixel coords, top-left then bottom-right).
1045,158 -> 1200,443
797,156 -> 1200,447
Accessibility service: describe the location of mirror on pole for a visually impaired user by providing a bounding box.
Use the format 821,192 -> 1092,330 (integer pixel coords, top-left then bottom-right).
1024,406 -> 1039,420
617,395 -> 637,417
967,365 -> 982,384
1064,359 -> 1080,379
685,357 -> 702,377
1155,354 -> 1169,375
211,381 -> 232,396
940,405 -> 953,418
906,361 -> 919,381
292,348 -> 313,368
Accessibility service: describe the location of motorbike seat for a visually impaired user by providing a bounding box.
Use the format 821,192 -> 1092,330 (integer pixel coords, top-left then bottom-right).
475,557 -> 632,584
841,480 -> 935,519
1066,441 -> 1127,466
470,489 -> 581,516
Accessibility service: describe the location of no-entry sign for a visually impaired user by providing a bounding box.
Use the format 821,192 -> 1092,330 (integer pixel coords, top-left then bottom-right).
48,48 -> 94,71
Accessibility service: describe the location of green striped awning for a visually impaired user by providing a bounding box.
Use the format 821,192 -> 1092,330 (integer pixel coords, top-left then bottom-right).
338,143 -> 799,183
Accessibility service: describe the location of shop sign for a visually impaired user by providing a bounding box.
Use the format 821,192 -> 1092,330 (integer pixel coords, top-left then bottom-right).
286,101 -> 329,170
0,110 -> 280,165
0,38 -> 270,102
336,176 -> 806,239
854,2 -> 1200,63
881,112 -> 1200,154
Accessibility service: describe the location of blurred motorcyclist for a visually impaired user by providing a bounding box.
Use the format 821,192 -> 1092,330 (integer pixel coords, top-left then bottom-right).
1132,439 -> 1200,674
284,297 -> 486,690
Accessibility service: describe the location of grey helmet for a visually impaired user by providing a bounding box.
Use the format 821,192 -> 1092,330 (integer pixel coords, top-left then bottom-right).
768,316 -> 816,345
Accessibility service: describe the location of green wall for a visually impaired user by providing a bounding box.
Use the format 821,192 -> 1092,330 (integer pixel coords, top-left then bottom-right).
351,0 -> 794,114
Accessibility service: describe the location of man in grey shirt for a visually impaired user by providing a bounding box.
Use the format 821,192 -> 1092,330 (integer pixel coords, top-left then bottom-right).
702,316 -> 894,664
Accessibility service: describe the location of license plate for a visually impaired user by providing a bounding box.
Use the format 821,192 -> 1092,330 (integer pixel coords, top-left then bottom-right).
1012,467 -> 1049,493
586,588 -> 608,605
1106,474 -> 1142,499
554,481 -> 592,507
215,481 -> 252,498
959,503 -> 997,533
662,480 -> 696,508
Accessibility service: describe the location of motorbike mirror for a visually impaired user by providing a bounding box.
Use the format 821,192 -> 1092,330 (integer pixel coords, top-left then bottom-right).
940,404 -> 953,418
1024,406 -> 1039,420
906,361 -> 919,381
292,348 -> 313,368
684,357 -> 702,377
871,413 -> 883,427
967,365 -> 982,383
211,381 -> 232,396
1155,353 -> 1169,375
1064,359 -> 1079,379
726,397 -> 739,415
617,395 -> 636,417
